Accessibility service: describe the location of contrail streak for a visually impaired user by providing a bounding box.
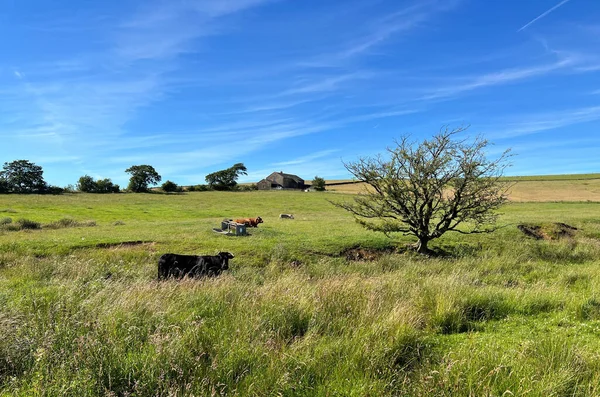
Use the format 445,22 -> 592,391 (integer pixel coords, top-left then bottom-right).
518,0 -> 572,32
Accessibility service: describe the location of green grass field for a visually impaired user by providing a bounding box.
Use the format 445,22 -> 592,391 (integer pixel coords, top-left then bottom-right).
1,190 -> 600,396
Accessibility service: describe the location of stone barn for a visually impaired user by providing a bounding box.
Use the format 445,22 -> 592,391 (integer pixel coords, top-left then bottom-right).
257,172 -> 305,190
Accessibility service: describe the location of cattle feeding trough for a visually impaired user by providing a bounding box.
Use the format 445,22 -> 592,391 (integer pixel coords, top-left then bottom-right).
213,216 -> 263,236
213,219 -> 248,236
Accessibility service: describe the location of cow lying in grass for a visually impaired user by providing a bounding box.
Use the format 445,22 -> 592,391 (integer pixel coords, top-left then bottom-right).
234,216 -> 263,227
279,214 -> 294,219
157,252 -> 234,279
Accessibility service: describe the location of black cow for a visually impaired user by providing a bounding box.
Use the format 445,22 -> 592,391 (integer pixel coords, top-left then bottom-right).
157,252 -> 234,279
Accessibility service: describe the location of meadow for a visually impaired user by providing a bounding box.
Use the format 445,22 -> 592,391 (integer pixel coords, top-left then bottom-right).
1,184 -> 600,396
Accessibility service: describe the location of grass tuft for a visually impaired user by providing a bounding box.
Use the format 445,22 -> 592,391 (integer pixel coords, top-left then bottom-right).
45,217 -> 97,229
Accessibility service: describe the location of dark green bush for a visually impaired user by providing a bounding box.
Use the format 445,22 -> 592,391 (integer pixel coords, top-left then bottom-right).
45,185 -> 65,195
188,184 -> 211,192
16,219 -> 41,230
161,180 -> 179,193
312,176 -> 326,191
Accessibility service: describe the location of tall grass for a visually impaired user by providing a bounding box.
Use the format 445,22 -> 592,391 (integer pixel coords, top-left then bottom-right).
0,192 -> 599,395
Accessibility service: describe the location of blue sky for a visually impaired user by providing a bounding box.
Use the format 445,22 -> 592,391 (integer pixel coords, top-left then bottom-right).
1,0 -> 599,187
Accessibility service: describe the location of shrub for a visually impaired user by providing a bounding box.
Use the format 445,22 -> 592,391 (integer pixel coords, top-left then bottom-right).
312,176 -> 326,191
16,218 -> 41,230
63,184 -> 77,193
45,185 -> 65,195
161,180 -> 179,193
188,184 -> 211,192
238,184 -> 258,191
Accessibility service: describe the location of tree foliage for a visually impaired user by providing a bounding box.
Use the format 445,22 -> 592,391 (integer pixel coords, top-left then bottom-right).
77,175 -> 96,192
77,175 -> 120,193
205,163 -> 248,191
125,165 -> 161,193
334,127 -> 511,254
312,176 -> 326,191
0,178 -> 9,194
0,160 -> 47,194
161,180 -> 180,193
95,178 -> 120,193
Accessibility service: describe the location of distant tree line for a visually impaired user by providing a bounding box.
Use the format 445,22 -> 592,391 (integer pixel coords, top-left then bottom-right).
0,160 -> 255,194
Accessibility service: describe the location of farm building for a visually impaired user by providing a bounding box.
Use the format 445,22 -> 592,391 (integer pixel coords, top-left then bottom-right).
257,172 -> 305,190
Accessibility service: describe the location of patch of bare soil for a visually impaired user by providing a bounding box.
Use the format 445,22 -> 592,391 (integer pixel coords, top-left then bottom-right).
340,246 -> 395,261
517,223 -> 578,240
95,241 -> 157,250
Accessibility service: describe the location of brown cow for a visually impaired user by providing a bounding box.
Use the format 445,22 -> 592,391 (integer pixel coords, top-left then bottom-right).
234,216 -> 263,227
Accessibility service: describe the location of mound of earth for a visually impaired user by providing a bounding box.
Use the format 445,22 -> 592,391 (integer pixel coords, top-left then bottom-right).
517,223 -> 578,240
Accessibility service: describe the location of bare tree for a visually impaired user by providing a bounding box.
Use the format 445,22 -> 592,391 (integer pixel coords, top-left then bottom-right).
334,127 -> 511,254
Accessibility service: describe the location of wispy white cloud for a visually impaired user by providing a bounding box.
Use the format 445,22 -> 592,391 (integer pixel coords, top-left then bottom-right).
298,0 -> 462,68
4,0 -> 599,185
339,108 -> 422,123
238,97 -> 325,113
510,136 -> 600,153
117,0 -> 276,62
2,0 -> 283,182
486,105 -> 600,139
518,0 -> 572,32
576,64 -> 600,72
281,73 -> 369,96
338,12 -> 423,59
421,57 -> 575,101
272,149 -> 341,167
302,0 -> 460,67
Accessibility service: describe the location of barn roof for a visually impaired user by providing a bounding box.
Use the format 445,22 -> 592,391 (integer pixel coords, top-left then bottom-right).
267,171 -> 304,183
276,172 -> 304,182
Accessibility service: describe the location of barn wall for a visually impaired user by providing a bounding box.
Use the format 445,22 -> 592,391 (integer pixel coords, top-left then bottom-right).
256,179 -> 271,190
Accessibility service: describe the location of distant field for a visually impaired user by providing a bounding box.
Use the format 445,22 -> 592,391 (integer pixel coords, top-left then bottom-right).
1,190 -> 600,395
322,174 -> 600,202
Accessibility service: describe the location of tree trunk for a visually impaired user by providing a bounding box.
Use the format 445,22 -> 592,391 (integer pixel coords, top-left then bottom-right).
415,237 -> 430,254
